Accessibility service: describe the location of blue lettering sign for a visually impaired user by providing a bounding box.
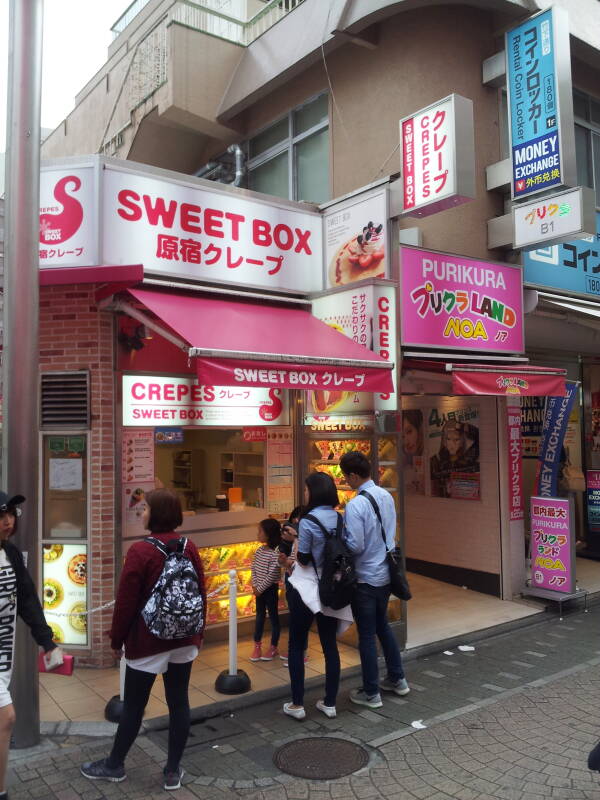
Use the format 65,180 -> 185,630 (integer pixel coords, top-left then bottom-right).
507,10 -> 562,198
523,212 -> 600,297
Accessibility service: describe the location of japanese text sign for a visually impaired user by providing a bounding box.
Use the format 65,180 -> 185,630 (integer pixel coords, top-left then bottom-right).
195,358 -> 394,395
122,375 -> 289,427
400,94 -> 475,217
507,401 -> 524,521
535,381 -> 578,498
400,247 -> 524,353
506,8 -> 575,199
530,496 -> 573,593
522,212 -> 600,298
39,157 -> 323,294
513,187 -> 596,250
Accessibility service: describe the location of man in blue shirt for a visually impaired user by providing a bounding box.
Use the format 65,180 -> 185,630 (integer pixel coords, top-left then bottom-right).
340,451 -> 409,708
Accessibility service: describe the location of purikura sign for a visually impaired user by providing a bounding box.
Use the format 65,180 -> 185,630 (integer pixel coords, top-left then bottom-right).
39,157 -> 323,293
122,375 -> 289,426
400,247 -> 524,353
400,94 -> 475,217
530,496 -> 573,593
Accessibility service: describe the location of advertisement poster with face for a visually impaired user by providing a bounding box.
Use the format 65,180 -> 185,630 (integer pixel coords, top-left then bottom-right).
428,404 -> 480,500
402,410 -> 425,495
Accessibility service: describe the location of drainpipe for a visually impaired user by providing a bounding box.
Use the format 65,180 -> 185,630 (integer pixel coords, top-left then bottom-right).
227,144 -> 245,186
195,161 -> 219,178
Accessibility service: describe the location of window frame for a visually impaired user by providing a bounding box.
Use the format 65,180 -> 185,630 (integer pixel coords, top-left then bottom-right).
246,92 -> 329,203
573,88 -> 600,211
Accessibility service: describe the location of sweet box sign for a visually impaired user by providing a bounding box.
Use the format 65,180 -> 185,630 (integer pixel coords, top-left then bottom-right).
39,157 -> 323,294
400,247 -> 524,353
400,94 -> 475,217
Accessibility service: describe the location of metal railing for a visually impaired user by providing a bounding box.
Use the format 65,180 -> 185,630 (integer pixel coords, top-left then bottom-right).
112,0 -> 305,44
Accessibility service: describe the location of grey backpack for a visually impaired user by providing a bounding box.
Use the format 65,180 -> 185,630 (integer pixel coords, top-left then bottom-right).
141,537 -> 204,639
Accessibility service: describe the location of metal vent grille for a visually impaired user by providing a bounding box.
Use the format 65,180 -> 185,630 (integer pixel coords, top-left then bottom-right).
41,371 -> 90,429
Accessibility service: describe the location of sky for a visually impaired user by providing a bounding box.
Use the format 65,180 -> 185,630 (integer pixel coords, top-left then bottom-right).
0,0 -> 127,152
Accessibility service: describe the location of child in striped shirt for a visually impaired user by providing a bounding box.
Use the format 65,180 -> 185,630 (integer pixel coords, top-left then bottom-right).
250,519 -> 282,662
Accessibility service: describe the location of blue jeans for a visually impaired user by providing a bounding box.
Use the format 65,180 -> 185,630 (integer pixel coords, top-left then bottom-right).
253,583 -> 280,645
286,585 -> 339,707
351,582 -> 404,697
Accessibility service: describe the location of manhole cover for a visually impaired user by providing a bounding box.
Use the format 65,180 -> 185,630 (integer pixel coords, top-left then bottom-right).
273,737 -> 369,780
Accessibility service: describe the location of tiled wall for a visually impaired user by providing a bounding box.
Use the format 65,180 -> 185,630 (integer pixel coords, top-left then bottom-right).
402,395 -> 501,576
40,284 -> 115,667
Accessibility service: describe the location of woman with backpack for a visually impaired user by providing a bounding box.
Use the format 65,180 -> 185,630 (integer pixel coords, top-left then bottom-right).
81,489 -> 206,792
283,472 -> 352,721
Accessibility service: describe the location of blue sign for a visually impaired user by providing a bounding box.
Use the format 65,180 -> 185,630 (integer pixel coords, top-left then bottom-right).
535,380 -> 578,497
521,396 -> 545,437
523,212 -> 600,297
155,427 -> 184,444
507,9 -> 562,198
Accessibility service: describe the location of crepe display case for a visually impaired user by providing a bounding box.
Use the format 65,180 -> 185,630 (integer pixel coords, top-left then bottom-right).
307,437 -> 372,508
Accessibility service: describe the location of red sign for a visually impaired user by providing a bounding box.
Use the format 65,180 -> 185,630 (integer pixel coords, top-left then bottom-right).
243,427 -> 267,442
453,370 -> 566,397
507,402 -> 523,521
196,358 -> 394,394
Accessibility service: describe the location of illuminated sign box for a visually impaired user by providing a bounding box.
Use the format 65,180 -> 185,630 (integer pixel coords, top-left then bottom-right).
399,94 -> 475,218
513,186 -> 597,250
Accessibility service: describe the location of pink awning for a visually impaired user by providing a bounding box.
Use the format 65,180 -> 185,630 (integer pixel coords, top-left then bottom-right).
125,288 -> 394,393
450,364 -> 567,397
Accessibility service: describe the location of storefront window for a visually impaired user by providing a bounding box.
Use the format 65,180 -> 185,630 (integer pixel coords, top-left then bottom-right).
296,128 -> 329,204
41,434 -> 88,647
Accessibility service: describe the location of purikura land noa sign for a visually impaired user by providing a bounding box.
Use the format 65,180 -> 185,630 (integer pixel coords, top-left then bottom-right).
400,246 -> 524,354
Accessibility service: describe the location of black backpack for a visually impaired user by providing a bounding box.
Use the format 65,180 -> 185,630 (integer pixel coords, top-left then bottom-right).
304,512 -> 357,610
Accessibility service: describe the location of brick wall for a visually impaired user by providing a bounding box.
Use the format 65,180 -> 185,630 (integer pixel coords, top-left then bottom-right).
403,396 -> 501,575
40,284 -> 115,668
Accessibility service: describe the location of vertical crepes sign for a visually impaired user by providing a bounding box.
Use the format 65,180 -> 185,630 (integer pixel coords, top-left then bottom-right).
506,7 -> 576,200
400,94 -> 475,217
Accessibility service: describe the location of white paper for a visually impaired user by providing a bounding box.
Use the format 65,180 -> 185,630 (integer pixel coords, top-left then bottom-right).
411,720 -> 427,729
49,458 -> 83,491
458,645 -> 475,652
443,650 -> 454,656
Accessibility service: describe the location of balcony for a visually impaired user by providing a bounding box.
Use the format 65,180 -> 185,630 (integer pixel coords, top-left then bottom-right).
111,0 -> 306,46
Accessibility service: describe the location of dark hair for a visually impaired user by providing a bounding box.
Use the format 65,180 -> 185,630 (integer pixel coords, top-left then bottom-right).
145,489 -> 183,533
303,471 -> 339,515
259,518 -> 281,549
0,508 -> 19,537
288,506 -> 303,524
339,451 -> 371,479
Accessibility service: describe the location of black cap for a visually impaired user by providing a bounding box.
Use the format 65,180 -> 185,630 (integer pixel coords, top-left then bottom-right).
0,492 -> 25,512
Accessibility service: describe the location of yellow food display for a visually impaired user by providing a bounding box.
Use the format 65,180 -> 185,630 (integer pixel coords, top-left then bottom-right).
43,544 -> 64,562
49,622 -> 64,643
68,602 -> 87,634
43,578 -> 64,609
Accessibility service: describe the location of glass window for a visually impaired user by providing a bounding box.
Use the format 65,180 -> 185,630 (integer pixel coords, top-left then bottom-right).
575,124 -> 593,187
295,129 -> 329,203
249,117 -> 288,159
248,151 -> 289,198
592,98 -> 600,128
294,94 -> 328,136
573,89 -> 590,121
43,434 -> 87,539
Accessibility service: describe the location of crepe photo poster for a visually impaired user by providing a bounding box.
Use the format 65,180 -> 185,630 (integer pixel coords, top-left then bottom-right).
428,404 -> 480,500
402,409 -> 425,495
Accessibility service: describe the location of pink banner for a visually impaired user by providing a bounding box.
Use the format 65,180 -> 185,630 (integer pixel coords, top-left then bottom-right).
507,403 -> 523,521
400,247 -> 524,353
530,496 -> 573,593
452,370 -> 566,397
196,358 -> 394,395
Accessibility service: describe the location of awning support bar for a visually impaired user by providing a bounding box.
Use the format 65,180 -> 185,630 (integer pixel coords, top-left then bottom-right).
102,298 -> 189,352
189,347 -> 395,371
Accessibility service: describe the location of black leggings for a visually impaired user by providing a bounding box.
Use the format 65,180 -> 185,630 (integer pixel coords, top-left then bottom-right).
107,661 -> 193,772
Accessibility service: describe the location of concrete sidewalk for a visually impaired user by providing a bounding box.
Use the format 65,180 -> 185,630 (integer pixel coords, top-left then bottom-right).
7,603 -> 600,799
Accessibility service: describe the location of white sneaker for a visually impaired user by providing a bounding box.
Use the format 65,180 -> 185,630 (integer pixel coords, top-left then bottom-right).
283,702 -> 306,720
316,700 -> 336,718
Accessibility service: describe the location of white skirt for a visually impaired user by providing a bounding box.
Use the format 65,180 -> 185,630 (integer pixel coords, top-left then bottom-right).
288,563 -> 353,635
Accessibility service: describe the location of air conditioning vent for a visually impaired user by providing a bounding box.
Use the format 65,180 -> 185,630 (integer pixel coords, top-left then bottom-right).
41,371 -> 90,429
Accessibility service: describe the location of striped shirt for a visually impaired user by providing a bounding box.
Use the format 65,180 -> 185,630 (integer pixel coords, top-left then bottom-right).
251,546 -> 281,595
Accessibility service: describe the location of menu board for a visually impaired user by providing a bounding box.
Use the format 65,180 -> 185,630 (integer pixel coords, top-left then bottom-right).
42,543 -> 87,646
122,480 -> 155,539
266,427 -> 294,515
122,429 -> 154,482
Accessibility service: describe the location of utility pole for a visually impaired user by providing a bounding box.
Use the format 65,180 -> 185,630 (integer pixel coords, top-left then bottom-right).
3,0 -> 44,748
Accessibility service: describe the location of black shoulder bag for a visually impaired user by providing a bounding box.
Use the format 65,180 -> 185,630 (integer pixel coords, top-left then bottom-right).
359,490 -> 411,601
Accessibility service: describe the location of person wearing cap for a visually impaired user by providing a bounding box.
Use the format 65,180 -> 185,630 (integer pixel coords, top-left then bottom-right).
0,493 -> 63,800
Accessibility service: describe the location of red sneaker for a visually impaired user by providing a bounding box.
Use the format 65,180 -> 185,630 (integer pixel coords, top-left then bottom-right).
261,645 -> 279,661
250,643 -> 262,662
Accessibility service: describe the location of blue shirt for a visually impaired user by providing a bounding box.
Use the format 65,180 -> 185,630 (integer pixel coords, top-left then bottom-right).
298,506 -> 340,572
343,479 -> 396,586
